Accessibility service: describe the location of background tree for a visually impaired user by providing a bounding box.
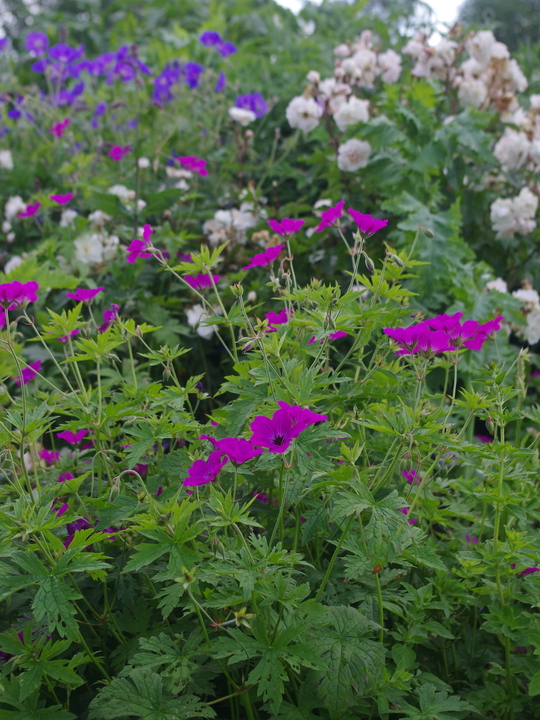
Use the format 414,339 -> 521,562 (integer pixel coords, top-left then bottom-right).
459,0 -> 540,50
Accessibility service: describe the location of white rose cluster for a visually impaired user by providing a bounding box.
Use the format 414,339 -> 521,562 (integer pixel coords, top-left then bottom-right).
512,287 -> 540,345
337,139 -> 371,172
492,99 -> 540,171
490,187 -> 538,240
74,232 -> 119,265
203,202 -> 262,247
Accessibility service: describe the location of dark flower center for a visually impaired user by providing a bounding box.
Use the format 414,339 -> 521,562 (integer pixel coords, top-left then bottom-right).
273,435 -> 285,445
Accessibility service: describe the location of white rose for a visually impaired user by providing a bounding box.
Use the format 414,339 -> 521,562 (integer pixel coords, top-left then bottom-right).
507,59 -> 528,93
334,44 -> 350,58
378,49 -> 402,84
514,187 -> 538,219
228,107 -> 256,126
74,233 -> 104,264
4,255 -> 23,274
337,138 -> 371,172
530,139 -> 540,165
186,303 -> 214,340
490,197 -> 517,239
108,184 -> 135,202
467,30 -> 495,67
6,232 -> 15,243
486,278 -> 508,293
138,157 -> 150,168
491,41 -> 510,60
60,209 -> 78,227
285,95 -> 322,133
513,288 -> 540,306
458,78 -> 488,109
103,234 -> 119,261
306,70 -> 320,84
2,220 -> 12,233
530,95 -> 540,110
333,96 -> 370,132
88,210 -> 111,227
5,195 -> 26,220
494,128 -> 531,170
0,150 -> 14,170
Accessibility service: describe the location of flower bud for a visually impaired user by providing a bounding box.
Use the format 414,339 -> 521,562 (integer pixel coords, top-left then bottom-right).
364,254 -> 375,273
230,282 -> 244,297
387,252 -> 405,268
421,226 -> 435,238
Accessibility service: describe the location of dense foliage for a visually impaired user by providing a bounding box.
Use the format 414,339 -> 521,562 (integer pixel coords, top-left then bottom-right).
1,3 -> 540,719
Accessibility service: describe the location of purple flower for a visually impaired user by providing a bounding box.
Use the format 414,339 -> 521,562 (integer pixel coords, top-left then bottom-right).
0,38 -> 9,52
94,101 -> 107,116
32,58 -> 50,73
7,109 -> 21,120
50,193 -> 74,205
268,219 -> 305,236
243,245 -> 285,271
253,490 -> 279,506
99,303 -> 120,332
465,534 -> 478,545
48,118 -> 70,137
183,450 -> 227,487
347,209 -> 388,236
66,287 -> 104,303
214,71 -> 226,92
315,201 -> 345,232
384,323 -> 452,357
39,449 -> 60,465
55,503 -> 70,517
127,225 -> 153,264
200,436 -> 264,466
176,155 -> 208,177
217,41 -> 237,58
249,402 -> 328,454
517,568 -> 540,577
266,308 -> 291,332
199,31 -> 222,46
475,435 -> 493,444
13,360 -> 41,386
185,274 -> 220,290
48,43 -> 83,64
108,145 -> 131,161
402,469 -> 421,484
58,472 -> 74,482
18,202 -> 41,218
25,32 -> 49,55
184,62 -> 205,90
57,429 -> 89,445
307,331 -> 348,345
235,93 -> 267,118
0,280 -> 39,309
400,507 -> 418,525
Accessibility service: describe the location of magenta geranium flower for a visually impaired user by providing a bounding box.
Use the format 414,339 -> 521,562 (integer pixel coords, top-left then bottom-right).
18,202 -> 41,218
464,316 -> 504,350
250,402 -> 328,453
517,568 -> 540,577
267,219 -> 305,236
39,449 -> 60,465
58,472 -> 74,482
347,209 -> 388,236
127,224 -> 153,264
266,308 -> 291,332
184,274 -> 220,290
55,503 -> 70,517
183,450 -> 227,487
57,429 -> 89,445
99,303 -> 120,332
176,155 -> 208,177
0,281 -> 39,309
384,323 -> 451,357
243,245 -> 285,271
465,534 -> 478,545
200,436 -> 264,466
475,434 -> 493,444
402,470 -> 421,484
315,201 -> 345,232
400,507 -> 418,525
50,193 -> 74,205
65,287 -> 104,303
49,118 -> 70,137
253,490 -> 279,506
58,329 -> 80,343
13,360 -> 41,386
307,330 -> 348,345
426,313 -> 480,349
108,145 -> 131,161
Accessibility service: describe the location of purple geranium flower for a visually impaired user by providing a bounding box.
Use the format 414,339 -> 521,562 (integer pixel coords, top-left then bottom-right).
315,201 -> 345,232
214,71 -> 226,92
402,469 -> 421,484
347,209 -> 388,236
0,280 -> 39,309
58,472 -> 74,482
49,43 -> 84,64
65,287 -> 104,303
126,224 -> 153,264
18,202 -> 41,218
184,274 -> 220,290
49,118 -> 70,137
243,245 -> 285,271
199,31 -> 222,46
400,507 -> 418,525
108,145 -> 131,161
183,450 -> 227,487
184,62 -> 204,89
39,449 -> 60,465
13,360 -> 41,386
176,155 -> 208,177
249,402 -> 328,453
200,436 -> 264,466
235,93 -> 267,118
307,331 -> 348,345
50,193 -> 74,205
266,308 -> 291,332
268,219 -> 305,236
99,303 -> 120,332
217,41 -> 237,58
25,32 -> 49,56
517,568 -> 540,577
57,429 -> 89,445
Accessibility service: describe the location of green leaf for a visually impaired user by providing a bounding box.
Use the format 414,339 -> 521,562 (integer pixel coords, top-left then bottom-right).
88,667 -> 216,719
143,189 -> 183,215
529,671 -> 540,696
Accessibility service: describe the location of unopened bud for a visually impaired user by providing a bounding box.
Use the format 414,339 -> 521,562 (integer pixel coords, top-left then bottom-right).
387,252 -> 405,268
247,290 -> 257,303
364,254 -> 375,273
421,227 -> 435,239
230,282 -> 244,297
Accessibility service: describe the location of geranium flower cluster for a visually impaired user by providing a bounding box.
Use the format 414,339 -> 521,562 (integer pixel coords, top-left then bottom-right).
152,60 -> 205,103
384,312 -> 503,357
184,402 -> 328,486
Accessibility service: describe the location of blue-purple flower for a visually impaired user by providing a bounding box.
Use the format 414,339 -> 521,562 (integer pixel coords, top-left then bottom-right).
235,93 -> 268,118
25,32 -> 49,56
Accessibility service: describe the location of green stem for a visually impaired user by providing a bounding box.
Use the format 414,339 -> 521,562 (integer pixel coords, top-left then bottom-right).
374,570 -> 385,644
315,514 -> 355,601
